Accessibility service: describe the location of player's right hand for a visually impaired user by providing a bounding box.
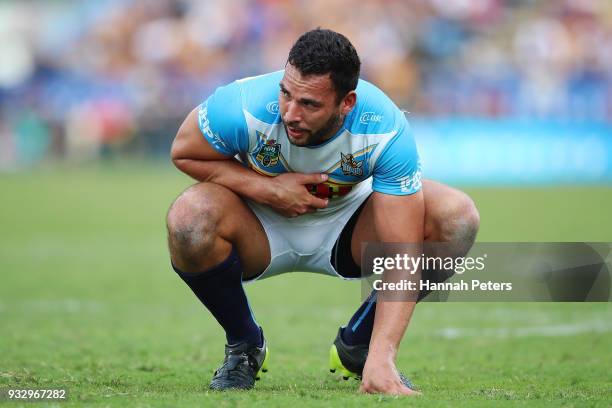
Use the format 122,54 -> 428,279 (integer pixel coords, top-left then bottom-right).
265,173 -> 329,217
360,357 -> 420,396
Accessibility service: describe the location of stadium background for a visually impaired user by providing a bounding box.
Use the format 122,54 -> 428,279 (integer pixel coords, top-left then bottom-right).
1,0 -> 610,406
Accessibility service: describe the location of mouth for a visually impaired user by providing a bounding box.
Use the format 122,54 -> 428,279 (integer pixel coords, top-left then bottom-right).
287,126 -> 307,139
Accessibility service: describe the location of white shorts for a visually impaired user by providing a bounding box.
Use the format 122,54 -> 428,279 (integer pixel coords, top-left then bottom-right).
245,178 -> 373,282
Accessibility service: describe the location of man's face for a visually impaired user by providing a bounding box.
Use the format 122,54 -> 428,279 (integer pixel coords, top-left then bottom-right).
279,63 -> 354,146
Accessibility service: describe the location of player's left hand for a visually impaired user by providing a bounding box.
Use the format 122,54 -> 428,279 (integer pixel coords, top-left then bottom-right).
359,355 -> 420,396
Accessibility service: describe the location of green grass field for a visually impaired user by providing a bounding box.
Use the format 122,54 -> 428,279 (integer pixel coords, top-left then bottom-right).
1,164 -> 611,407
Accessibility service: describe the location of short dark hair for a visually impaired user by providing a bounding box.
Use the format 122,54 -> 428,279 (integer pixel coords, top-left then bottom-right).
287,28 -> 361,100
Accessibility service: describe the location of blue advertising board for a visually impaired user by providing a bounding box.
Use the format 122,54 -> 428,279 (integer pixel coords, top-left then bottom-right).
413,119 -> 612,185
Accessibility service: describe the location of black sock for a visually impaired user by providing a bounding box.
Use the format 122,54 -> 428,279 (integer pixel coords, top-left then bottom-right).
341,291 -> 377,346
172,247 -> 263,347
342,268 -> 455,346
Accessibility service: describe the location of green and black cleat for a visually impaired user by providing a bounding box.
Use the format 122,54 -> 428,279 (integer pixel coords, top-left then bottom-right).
209,336 -> 269,391
329,327 -> 368,380
329,327 -> 416,390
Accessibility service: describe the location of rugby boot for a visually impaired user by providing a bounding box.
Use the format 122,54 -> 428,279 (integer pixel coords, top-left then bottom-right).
209,335 -> 268,390
329,327 -> 416,390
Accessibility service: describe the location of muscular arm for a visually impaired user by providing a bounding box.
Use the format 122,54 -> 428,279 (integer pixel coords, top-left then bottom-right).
171,108 -> 328,217
362,190 -> 424,395
171,108 -> 273,203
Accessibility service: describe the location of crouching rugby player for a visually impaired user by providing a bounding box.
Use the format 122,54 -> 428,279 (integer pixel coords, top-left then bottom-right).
167,28 -> 479,395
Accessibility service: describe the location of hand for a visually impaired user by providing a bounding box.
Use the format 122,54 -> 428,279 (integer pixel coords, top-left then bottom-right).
264,173 -> 329,217
359,354 -> 419,396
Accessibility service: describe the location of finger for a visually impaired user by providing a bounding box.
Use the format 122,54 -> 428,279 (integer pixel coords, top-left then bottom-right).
308,197 -> 329,209
299,173 -> 328,185
396,384 -> 420,396
398,386 -> 413,396
359,382 -> 419,396
293,207 -> 312,217
279,208 -> 298,218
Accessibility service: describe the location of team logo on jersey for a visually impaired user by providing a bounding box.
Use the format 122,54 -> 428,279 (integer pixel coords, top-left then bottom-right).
255,139 -> 281,167
340,152 -> 364,177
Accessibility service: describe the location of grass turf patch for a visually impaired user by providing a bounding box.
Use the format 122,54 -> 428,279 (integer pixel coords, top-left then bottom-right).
0,164 -> 610,407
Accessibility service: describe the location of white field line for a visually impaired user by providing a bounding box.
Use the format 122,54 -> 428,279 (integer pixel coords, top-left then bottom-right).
436,320 -> 612,339
0,299 -> 106,313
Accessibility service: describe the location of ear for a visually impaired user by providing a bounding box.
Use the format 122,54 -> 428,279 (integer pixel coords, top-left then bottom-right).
340,91 -> 357,115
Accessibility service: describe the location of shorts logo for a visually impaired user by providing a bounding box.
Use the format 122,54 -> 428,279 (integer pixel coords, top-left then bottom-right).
266,101 -> 279,114
255,138 -> 281,167
359,111 -> 383,124
340,152 -> 364,177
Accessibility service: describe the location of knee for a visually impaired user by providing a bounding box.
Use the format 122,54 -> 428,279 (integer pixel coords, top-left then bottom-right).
166,183 -> 225,256
428,191 -> 480,244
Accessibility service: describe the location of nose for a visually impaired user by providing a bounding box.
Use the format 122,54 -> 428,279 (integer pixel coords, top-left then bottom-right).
283,101 -> 302,125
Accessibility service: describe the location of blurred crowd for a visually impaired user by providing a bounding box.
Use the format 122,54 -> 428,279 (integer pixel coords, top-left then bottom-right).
1,0 -> 611,167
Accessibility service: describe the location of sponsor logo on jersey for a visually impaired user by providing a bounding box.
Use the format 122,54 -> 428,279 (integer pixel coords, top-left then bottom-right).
359,111 -> 383,124
199,103 -> 228,150
266,101 -> 279,114
398,162 -> 422,193
340,152 -> 364,177
255,138 -> 281,167
199,104 -> 212,137
307,181 -> 354,199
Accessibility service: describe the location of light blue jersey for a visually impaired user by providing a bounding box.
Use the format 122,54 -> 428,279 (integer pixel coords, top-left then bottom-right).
198,70 -> 421,201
